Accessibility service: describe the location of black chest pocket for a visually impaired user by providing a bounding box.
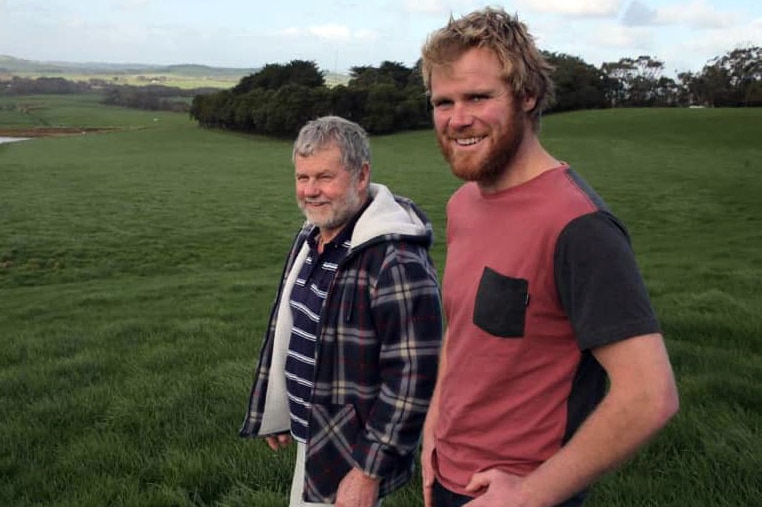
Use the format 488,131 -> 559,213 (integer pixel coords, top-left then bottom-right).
472,266 -> 529,338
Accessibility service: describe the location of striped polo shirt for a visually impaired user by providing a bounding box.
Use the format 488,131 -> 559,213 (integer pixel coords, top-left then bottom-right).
284,222 -> 355,443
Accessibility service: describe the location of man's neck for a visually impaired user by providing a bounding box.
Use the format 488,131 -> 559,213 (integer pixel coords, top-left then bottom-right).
477,135 -> 560,195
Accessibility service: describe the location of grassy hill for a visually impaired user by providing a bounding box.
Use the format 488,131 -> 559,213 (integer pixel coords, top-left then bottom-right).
0,54 -> 259,76
0,54 -> 350,89
0,96 -> 760,506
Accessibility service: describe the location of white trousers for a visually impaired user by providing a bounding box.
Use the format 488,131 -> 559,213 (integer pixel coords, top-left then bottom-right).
289,442 -> 383,507
290,441 -> 332,506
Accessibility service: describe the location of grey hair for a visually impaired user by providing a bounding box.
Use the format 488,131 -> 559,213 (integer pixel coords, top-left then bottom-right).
292,116 -> 371,179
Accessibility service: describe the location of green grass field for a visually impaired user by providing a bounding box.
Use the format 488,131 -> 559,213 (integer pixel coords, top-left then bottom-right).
1,96 -> 760,506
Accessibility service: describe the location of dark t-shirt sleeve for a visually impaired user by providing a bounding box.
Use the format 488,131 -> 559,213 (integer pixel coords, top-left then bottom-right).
554,211 -> 661,351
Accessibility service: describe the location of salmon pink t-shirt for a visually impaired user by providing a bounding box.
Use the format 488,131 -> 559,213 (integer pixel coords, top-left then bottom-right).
434,167 -> 660,496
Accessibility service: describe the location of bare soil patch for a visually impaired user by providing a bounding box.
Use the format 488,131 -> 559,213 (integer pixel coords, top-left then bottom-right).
0,126 -> 125,138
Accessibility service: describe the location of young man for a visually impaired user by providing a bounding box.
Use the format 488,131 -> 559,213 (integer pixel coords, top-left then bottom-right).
419,8 -> 679,507
240,116 -> 443,507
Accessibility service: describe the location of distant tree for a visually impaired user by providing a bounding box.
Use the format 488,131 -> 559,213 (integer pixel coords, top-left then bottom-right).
191,90 -> 236,128
378,61 -> 412,89
696,46 -> 762,106
652,76 -> 681,107
409,58 -> 425,88
544,52 -> 607,112
361,84 -> 402,134
330,85 -> 368,123
349,66 -> 388,88
265,84 -> 331,138
677,71 -> 699,105
349,61 -> 415,90
233,88 -> 274,131
601,55 -> 670,106
233,60 -> 324,94
600,59 -> 634,106
0,76 -> 90,95
692,65 -> 733,107
101,83 -> 199,112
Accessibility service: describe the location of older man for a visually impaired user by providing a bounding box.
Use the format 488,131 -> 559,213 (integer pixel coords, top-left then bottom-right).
241,116 -> 443,507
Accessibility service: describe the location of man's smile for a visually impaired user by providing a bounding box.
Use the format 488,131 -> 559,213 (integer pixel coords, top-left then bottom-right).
453,136 -> 486,147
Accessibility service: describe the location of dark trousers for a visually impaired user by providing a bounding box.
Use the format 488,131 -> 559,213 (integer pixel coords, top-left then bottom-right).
432,480 -> 474,507
432,479 -> 585,507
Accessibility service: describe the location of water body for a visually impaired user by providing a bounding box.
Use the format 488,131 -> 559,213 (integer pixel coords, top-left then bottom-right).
0,136 -> 31,144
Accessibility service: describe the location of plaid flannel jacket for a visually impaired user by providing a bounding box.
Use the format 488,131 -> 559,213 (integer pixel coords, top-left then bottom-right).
240,186 -> 443,503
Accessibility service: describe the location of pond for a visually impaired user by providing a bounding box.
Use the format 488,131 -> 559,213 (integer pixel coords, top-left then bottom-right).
0,136 -> 31,144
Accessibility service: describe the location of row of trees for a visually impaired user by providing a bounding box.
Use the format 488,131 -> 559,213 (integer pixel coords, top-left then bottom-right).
3,46 -> 757,137
679,47 -> 762,107
190,46 -> 760,137
190,60 -> 429,137
0,76 -> 91,95
0,76 -> 214,114
101,85 -> 217,113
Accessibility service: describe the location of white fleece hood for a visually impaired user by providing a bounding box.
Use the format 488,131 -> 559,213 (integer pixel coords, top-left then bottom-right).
349,183 -> 431,249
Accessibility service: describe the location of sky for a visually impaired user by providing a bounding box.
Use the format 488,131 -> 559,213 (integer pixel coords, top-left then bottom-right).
1,0 -> 760,76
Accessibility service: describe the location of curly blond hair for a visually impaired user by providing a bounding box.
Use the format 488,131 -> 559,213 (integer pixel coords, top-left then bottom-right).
421,7 -> 555,127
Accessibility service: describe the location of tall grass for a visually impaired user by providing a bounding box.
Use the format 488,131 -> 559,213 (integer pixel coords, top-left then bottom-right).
1,98 -> 760,506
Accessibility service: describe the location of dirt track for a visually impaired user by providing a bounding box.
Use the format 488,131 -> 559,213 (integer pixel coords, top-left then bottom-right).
0,127 -> 124,137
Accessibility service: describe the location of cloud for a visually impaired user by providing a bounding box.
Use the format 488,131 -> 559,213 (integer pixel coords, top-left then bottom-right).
354,29 -> 379,42
516,0 -> 624,17
677,18 -> 762,62
654,0 -> 740,29
308,24 -> 352,40
0,0 -> 48,15
279,27 -> 302,37
622,0 -> 742,30
401,0 -> 624,17
401,0 -> 481,15
114,0 -> 152,10
588,23 -> 654,51
622,1 -> 657,26
275,24 -> 378,43
612,7 -> 760,73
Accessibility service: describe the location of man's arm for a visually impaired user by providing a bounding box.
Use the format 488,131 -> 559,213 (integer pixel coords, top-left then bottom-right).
346,249 -> 443,496
335,467 -> 381,507
464,332 -> 679,507
422,329 -> 449,507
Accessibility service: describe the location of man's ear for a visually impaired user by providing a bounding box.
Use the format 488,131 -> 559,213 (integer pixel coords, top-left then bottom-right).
523,96 -> 537,113
358,162 -> 371,190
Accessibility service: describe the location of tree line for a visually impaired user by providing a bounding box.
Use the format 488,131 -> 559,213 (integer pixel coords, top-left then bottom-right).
0,76 -> 216,113
190,46 -> 760,137
101,85 -> 218,113
2,46 -> 758,138
189,60 -> 430,137
0,76 -> 92,95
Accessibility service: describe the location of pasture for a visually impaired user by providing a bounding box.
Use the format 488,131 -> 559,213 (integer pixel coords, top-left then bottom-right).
1,95 -> 760,506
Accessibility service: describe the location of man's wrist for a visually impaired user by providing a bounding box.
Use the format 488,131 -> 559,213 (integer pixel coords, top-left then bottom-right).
351,466 -> 381,483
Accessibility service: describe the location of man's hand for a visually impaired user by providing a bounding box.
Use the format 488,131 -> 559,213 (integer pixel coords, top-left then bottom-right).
335,467 -> 380,507
422,431 -> 435,507
264,433 -> 292,451
463,469 -> 529,507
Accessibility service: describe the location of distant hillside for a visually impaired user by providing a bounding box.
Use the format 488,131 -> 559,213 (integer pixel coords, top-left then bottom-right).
0,55 -> 351,87
0,55 -> 260,78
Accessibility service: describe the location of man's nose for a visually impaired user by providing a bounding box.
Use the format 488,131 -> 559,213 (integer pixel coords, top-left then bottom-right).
303,179 -> 320,196
449,102 -> 474,129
